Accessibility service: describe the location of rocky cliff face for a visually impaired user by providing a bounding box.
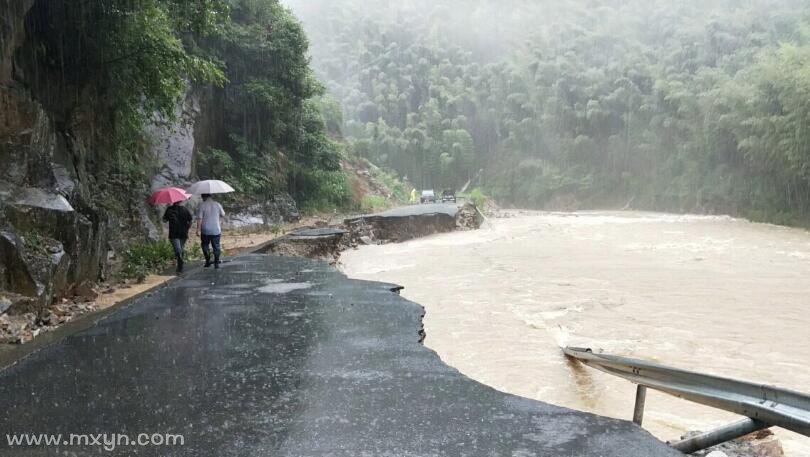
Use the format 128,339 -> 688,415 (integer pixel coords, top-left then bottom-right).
148,91 -> 200,192
146,89 -> 302,229
0,1 -> 35,86
0,1 -> 111,314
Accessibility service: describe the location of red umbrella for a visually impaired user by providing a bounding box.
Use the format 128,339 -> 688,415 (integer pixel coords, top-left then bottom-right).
148,187 -> 192,205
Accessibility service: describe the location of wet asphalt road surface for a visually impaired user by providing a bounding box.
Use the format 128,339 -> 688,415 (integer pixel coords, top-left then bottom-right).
0,254 -> 680,456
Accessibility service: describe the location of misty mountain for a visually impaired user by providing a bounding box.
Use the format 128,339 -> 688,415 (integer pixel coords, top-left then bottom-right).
287,0 -> 810,222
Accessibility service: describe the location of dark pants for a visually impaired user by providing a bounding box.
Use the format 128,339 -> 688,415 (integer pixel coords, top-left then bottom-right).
170,238 -> 186,271
201,234 -> 221,265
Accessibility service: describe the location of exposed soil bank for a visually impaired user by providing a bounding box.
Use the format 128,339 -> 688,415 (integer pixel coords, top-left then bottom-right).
258,227 -> 348,262
262,202 -> 483,262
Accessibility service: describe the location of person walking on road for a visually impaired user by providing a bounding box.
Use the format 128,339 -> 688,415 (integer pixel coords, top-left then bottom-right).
196,193 -> 226,269
163,201 -> 193,274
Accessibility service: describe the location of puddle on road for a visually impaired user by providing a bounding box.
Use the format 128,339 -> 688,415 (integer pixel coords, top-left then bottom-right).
258,279 -> 313,294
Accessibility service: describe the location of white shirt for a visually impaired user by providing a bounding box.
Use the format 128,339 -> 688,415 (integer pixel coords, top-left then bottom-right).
196,199 -> 225,236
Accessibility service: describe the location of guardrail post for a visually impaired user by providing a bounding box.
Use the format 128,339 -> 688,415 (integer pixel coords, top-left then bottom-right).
669,418 -> 768,454
633,385 -> 647,426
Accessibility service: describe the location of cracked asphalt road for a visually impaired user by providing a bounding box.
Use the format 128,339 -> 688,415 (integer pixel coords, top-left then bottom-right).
0,254 -> 680,456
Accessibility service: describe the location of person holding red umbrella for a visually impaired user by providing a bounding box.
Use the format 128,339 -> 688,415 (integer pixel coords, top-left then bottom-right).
149,187 -> 193,274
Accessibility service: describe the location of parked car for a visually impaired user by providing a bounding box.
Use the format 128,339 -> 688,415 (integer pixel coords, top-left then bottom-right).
441,189 -> 456,203
420,190 -> 436,204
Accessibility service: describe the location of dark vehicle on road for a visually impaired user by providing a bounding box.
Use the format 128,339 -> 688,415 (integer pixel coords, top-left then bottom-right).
420,190 -> 436,204
442,189 -> 456,203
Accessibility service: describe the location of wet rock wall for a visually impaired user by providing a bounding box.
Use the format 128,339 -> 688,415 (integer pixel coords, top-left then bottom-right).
0,1 -> 113,314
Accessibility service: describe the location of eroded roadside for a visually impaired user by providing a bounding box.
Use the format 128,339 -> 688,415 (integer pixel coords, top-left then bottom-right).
259,202 -> 483,262
341,210 -> 803,457
0,203 -> 482,364
0,254 -> 679,457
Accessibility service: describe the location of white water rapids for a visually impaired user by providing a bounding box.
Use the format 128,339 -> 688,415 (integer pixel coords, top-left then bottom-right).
341,211 -> 810,455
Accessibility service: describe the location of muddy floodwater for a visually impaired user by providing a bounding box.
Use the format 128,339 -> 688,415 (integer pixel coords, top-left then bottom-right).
341,211 -> 810,455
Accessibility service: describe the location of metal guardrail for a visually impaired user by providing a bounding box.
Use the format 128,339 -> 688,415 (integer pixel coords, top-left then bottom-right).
563,347 -> 810,453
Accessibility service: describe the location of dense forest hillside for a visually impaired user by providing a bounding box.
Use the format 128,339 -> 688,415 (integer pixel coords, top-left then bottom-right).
287,0 -> 810,222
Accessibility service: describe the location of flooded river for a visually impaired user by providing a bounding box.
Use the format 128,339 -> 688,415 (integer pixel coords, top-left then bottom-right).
341,211 -> 810,455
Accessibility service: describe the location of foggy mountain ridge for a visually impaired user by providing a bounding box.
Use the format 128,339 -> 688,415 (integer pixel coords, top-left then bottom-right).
286,0 -> 810,224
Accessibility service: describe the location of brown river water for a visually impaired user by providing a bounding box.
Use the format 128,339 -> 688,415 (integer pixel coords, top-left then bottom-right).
340,211 -> 810,455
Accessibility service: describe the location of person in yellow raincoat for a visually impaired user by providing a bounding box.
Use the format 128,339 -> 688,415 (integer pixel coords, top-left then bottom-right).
409,188 -> 419,204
